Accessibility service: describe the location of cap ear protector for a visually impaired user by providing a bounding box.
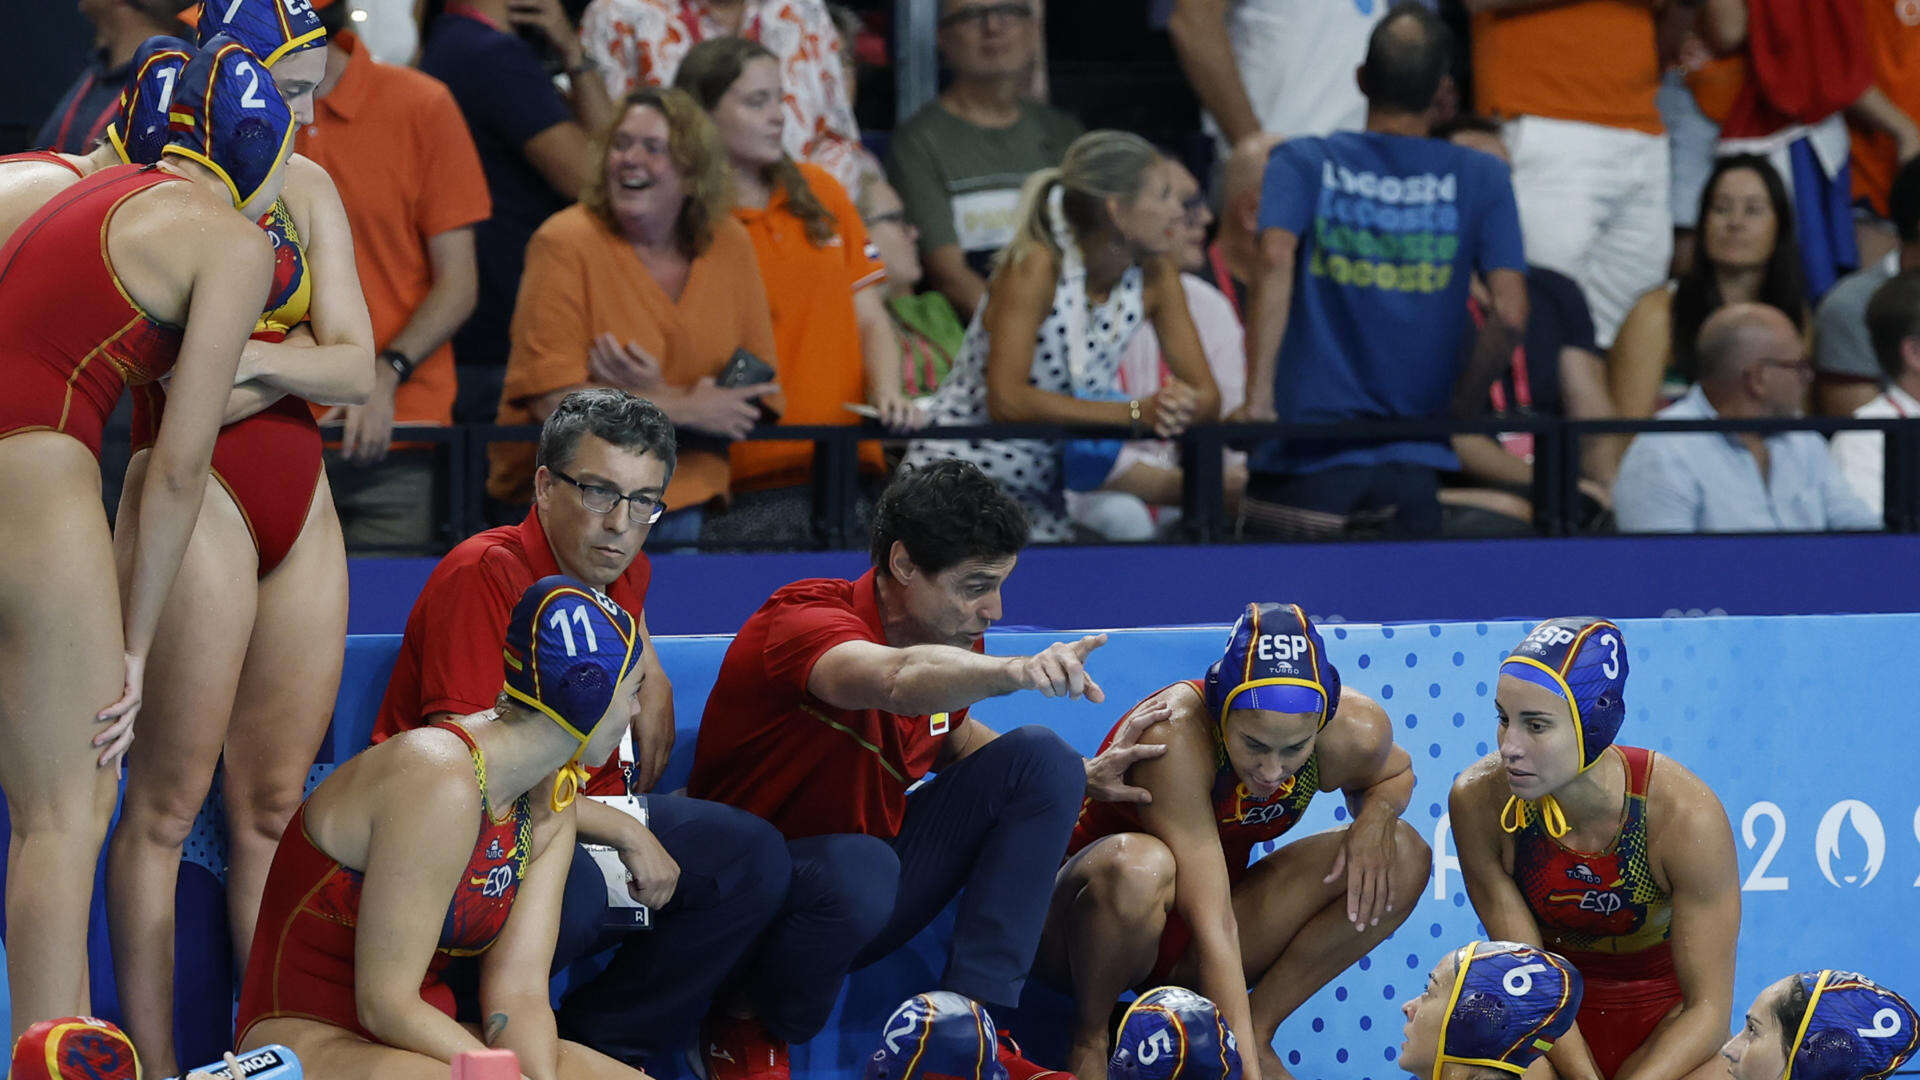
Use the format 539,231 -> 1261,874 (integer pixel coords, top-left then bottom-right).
502,575 -> 644,811
1431,941 -> 1583,1080
10,1017 -> 141,1080
195,0 -> 326,67
1784,970 -> 1919,1080
1109,987 -> 1242,1080
862,992 -> 1007,1080
105,36 -> 196,165
1497,618 -> 1627,839
161,33 -> 296,212
1203,602 -> 1341,730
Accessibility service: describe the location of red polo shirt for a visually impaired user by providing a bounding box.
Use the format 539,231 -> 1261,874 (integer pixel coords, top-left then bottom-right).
373,508 -> 651,795
688,570 -> 973,839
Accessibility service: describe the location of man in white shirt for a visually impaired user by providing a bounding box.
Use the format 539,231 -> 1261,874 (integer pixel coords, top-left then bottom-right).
1614,303 -> 1877,532
1168,0 -> 1385,163
1831,271 -> 1920,518
1813,157 -> 1920,415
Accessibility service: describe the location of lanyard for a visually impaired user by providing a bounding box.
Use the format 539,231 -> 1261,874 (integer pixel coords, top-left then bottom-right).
679,0 -> 762,43
1469,294 -> 1535,460
52,71 -> 117,153
1207,241 -> 1242,324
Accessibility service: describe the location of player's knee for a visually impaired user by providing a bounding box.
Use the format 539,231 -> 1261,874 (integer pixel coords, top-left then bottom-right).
1000,724 -> 1084,800
226,777 -> 305,845
797,833 -> 900,941
114,783 -> 207,849
1084,835 -> 1176,925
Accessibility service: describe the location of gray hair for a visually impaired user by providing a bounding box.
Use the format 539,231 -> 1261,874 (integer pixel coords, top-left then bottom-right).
536,388 -> 677,478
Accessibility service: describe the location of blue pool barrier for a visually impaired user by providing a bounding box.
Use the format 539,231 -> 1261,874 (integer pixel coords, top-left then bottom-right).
4,615 -> 1918,1079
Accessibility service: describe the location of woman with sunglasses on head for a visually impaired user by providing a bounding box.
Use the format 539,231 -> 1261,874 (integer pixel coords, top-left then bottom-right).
106,4 -> 377,1072
1450,619 -> 1740,1080
1038,603 -> 1429,1080
0,35 -> 296,1037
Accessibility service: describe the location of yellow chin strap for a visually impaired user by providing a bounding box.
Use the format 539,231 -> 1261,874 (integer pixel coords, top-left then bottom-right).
1501,794 -> 1571,839
1432,943 -> 1534,1080
551,757 -> 592,813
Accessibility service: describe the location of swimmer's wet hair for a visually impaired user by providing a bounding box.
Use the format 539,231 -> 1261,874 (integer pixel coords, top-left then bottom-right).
537,388 -> 677,480
870,460 -> 1028,580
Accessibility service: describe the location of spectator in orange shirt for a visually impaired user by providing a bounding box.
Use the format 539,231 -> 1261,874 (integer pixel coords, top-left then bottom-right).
300,0 -> 488,552
489,86 -> 781,548
675,37 -> 922,548
1850,0 -> 1920,262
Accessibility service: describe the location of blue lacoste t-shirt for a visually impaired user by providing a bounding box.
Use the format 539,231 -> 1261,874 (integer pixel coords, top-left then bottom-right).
1253,131 -> 1524,473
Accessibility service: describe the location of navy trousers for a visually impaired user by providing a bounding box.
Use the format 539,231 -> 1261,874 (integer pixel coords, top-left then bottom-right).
740,725 -> 1085,1043
547,794 -> 791,1062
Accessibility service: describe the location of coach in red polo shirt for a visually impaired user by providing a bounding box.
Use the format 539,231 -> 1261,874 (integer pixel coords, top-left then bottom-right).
374,389 -> 788,1069
689,460 -> 1165,1080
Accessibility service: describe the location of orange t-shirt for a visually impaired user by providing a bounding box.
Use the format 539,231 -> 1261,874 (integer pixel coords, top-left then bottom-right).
731,162 -> 888,491
1850,0 -> 1920,216
295,31 -> 491,426
1472,1 -> 1664,135
487,204 -> 777,511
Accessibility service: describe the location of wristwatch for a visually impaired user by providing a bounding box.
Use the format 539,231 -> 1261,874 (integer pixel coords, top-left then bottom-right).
380,348 -> 416,383
567,55 -> 601,78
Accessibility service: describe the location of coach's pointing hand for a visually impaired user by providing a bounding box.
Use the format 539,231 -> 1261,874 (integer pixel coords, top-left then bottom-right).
1014,633 -> 1108,702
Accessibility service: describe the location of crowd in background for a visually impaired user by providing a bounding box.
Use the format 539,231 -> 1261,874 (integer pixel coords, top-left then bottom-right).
16,0 -> 1920,548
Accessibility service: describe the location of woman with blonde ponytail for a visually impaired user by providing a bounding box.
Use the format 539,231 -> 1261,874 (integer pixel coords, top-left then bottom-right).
902,130 -> 1220,540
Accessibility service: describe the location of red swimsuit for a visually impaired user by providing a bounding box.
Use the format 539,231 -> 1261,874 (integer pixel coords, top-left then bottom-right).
0,150 -> 84,176
1510,745 -> 1679,1078
1068,680 -> 1325,982
236,721 -> 533,1045
130,196 -> 323,577
0,164 -> 185,455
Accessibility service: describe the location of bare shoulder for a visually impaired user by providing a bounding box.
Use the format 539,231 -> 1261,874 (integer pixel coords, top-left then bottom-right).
1318,688 -> 1392,772
1448,752 -> 1511,824
993,243 -> 1060,295
1130,683 -> 1224,788
366,725 -> 487,814
1645,752 -> 1733,837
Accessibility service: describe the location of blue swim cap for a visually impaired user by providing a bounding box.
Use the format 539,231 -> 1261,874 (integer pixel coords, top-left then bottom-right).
106,36 -> 196,165
1110,987 -> 1242,1080
1433,941 -> 1583,1080
863,992 -> 1007,1080
502,575 -> 643,810
195,0 -> 326,67
1204,603 -> 1341,728
161,34 -> 295,211
1786,971 -> 1919,1080
1500,618 -> 1627,772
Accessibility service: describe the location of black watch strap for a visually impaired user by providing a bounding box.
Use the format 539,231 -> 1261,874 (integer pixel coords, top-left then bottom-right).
380,348 -> 416,383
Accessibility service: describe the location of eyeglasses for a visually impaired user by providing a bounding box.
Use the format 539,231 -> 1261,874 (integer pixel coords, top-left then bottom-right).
549,466 -> 667,525
938,1 -> 1034,29
864,209 -> 909,228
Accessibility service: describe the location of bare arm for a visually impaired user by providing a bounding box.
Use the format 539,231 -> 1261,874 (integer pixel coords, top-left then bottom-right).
924,245 -> 988,318
807,633 -> 1110,716
239,159 -> 375,406
982,251 -> 1162,427
353,765 -> 495,1063
1241,228 -> 1298,419
1608,290 -> 1674,420
1449,764 -> 1607,1080
1616,772 -> 1740,1080
1318,692 -> 1416,929
1846,86 -> 1920,164
1559,345 -> 1623,484
630,609 -> 674,793
1167,0 -> 1261,147
477,812 -> 576,1080
509,0 -> 614,200
387,226 -> 478,366
1135,704 -> 1263,1080
118,217 -> 273,727
1453,268 -> 1529,418
1145,258 -> 1221,422
854,282 -> 918,426
1453,434 -> 1535,487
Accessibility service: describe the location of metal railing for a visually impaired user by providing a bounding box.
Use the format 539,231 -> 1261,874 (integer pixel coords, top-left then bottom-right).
259,413 -> 1920,553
